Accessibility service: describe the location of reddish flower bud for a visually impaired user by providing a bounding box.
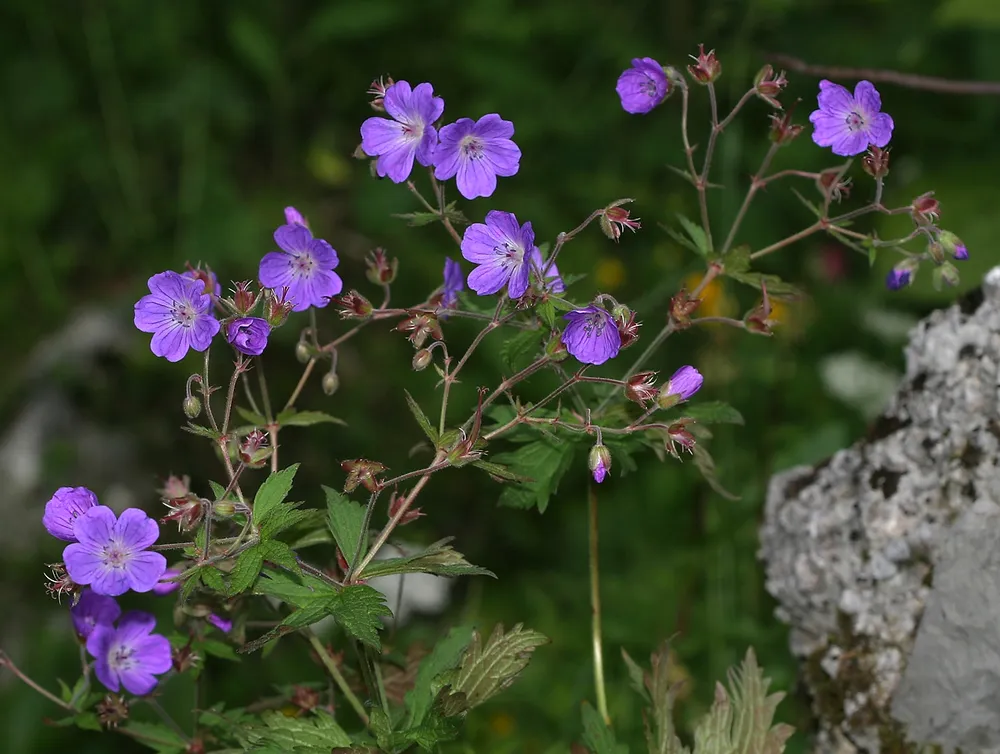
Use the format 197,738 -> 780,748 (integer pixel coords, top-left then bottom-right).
743,280 -> 775,336
96,694 -> 129,728
171,641 -> 200,674
184,263 -> 219,298
365,248 -> 398,286
754,65 -> 788,108
263,287 -> 294,328
817,168 -> 851,202
625,371 -> 659,406
669,288 -> 702,328
396,312 -> 443,348
239,428 -> 271,468
768,108 -> 804,146
341,459 -> 388,493
44,562 -> 82,604
862,145 -> 890,180
927,240 -> 945,264
159,474 -> 192,501
232,281 -> 259,315
687,44 -> 721,84
412,349 -> 433,371
291,685 -> 321,713
666,421 -> 697,457
161,493 -> 206,533
388,491 -> 424,526
911,192 -> 940,226
612,305 -> 641,349
333,290 -> 374,320
367,76 -> 394,112
600,205 -> 641,242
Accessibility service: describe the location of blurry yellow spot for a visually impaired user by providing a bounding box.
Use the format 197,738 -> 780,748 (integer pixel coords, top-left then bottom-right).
489,712 -> 515,736
595,257 -> 626,291
308,146 -> 351,187
683,273 -> 735,318
768,299 -> 788,324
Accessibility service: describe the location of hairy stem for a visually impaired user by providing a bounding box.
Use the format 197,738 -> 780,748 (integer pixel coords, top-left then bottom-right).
307,633 -> 369,725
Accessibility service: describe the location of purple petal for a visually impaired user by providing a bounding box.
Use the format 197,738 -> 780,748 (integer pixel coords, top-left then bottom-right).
381,81 -> 416,122
72,506 -> 117,548
274,224 -> 313,255
361,116 -> 408,157
116,611 -> 157,643
482,140 -> 521,178
485,210 -> 523,242
208,614 -> 233,633
133,296 -> 173,334
90,564 -> 130,597
506,260 -> 531,299
461,223 -> 503,264
375,142 -> 418,183
43,487 -> 99,541
135,634 -> 174,674
414,125 -> 439,167
258,251 -> 294,289
71,589 -> 121,638
126,551 -> 168,593
189,315 -> 221,351
411,82 -> 445,124
853,80 -> 882,116
118,669 -> 159,696
86,625 -> 119,692
115,508 -> 160,551
150,324 -> 190,362
467,261 -> 511,296
867,112 -> 894,148
474,113 -> 515,140
284,206 -> 306,226
63,543 -> 105,585
152,566 -> 183,596
830,128 -> 869,157
456,155 -> 498,200
816,80 -> 853,116
306,237 -> 338,268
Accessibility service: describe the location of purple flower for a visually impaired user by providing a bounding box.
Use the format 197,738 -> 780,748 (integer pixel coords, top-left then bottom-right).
152,566 -> 183,596
63,506 -> 167,597
43,487 -> 99,542
259,224 -> 343,312
208,614 -> 233,633
461,211 -> 538,299
433,114 -> 521,200
886,267 -> 912,291
561,305 -> 621,366
528,248 -> 565,294
955,244 -> 969,261
442,258 -> 464,307
134,272 -> 221,362
616,58 -> 669,114
360,81 -> 444,183
182,267 -> 221,298
589,445 -> 612,484
659,366 -> 703,408
71,589 -> 121,639
809,80 -> 894,157
285,206 -> 308,227
87,611 -> 172,696
226,317 -> 270,356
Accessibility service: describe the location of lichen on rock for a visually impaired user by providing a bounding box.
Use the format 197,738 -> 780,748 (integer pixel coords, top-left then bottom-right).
761,267 -> 1000,753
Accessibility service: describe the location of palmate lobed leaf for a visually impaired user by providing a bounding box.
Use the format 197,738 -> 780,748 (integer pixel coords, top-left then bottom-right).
447,623 -> 549,708
581,701 -> 630,754
324,485 -> 367,568
236,709 -> 351,751
359,538 -> 495,580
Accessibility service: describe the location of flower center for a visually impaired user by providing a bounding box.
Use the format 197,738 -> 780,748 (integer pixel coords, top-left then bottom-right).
641,74 -> 659,98
459,135 -> 485,160
494,241 -> 524,269
401,121 -> 425,142
102,542 -> 130,569
109,643 -> 135,673
172,301 -> 197,328
291,252 -> 316,278
583,313 -> 607,335
845,110 -> 866,131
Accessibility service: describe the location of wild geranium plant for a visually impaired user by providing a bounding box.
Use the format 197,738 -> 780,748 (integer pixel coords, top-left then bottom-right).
1,47 -> 966,753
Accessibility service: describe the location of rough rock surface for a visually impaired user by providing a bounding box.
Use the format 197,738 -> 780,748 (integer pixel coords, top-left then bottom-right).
761,267 -> 1000,753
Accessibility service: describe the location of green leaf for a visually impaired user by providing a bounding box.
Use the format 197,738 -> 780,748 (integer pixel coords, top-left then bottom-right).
644,643 -> 688,754
500,328 -> 544,373
122,721 -> 189,753
663,213 -> 710,258
790,188 -> 823,218
333,584 -> 391,649
258,539 -> 301,575
449,623 -> 548,708
404,390 -> 438,443
492,440 -> 575,513
406,625 -> 475,726
235,406 -> 269,426
393,210 -> 442,227
253,568 -> 338,607
537,299 -> 557,328
621,649 -> 650,704
692,443 -> 740,501
275,408 -> 346,427
252,465 -> 300,530
324,486 -> 367,568
471,459 -> 532,483
257,503 -> 309,540
239,709 -> 351,751
182,423 -> 221,439
201,638 -> 239,662
360,539 -> 495,580
228,546 -> 265,595
723,245 -> 751,275
725,270 -> 803,298
200,565 -> 226,593
208,480 -> 229,501
680,401 -> 744,425
581,702 -> 629,754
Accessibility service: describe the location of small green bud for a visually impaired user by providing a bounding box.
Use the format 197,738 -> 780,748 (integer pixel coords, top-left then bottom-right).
182,396 -> 202,419
295,341 -> 311,364
412,349 -> 433,371
322,372 -> 340,396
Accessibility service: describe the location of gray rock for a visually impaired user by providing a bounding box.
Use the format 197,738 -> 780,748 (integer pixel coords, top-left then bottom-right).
760,268 -> 1000,753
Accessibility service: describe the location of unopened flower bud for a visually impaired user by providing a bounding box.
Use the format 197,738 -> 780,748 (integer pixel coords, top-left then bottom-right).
182,395 -> 202,419
365,248 -> 398,286
938,230 -> 968,261
933,262 -> 960,290
625,371 -> 659,406
96,694 -> 129,728
291,685 -> 321,713
742,281 -> 774,336
666,421 -> 697,457
687,44 -> 721,84
753,65 -> 787,108
885,261 -> 916,291
213,500 -> 236,518
232,281 -> 258,315
768,108 -> 804,146
927,240 -> 945,264
599,203 -> 641,242
161,493 -> 206,532
545,332 -> 569,362
322,371 -> 340,396
388,491 -> 424,526
412,349 -> 433,371
588,444 -> 612,484
333,290 -> 374,320
263,287 -> 294,328
396,312 -> 442,348
295,340 -> 312,364
657,365 -> 704,409
910,192 -> 940,226
239,428 -> 272,468
862,146 -> 890,179
44,562 -> 81,604
342,459 -> 388,493
611,305 -> 641,349
817,168 -> 851,202
669,288 -> 701,328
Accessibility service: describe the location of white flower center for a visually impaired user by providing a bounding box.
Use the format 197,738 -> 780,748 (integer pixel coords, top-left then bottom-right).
172,301 -> 197,328
102,541 -> 130,569
291,252 -> 316,278
845,110 -> 866,131
641,75 -> 659,97
583,313 -> 607,336
459,135 -> 485,160
494,241 -> 524,270
401,121 -> 425,143
109,642 -> 136,673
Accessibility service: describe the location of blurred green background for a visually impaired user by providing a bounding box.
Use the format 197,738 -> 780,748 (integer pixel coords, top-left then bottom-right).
2,0 -> 997,751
